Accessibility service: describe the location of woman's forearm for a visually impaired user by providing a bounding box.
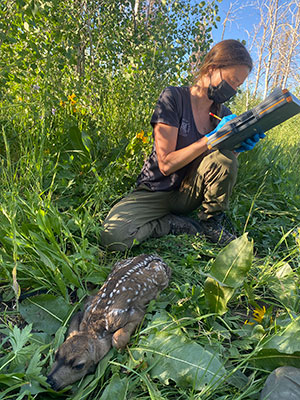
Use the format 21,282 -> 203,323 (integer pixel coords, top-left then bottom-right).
157,136 -> 209,176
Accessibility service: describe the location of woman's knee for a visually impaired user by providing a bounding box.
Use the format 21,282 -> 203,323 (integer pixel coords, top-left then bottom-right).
100,224 -> 133,252
210,149 -> 238,182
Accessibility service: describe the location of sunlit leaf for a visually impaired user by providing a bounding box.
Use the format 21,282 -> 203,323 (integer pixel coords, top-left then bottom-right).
208,234 -> 253,288
204,277 -> 235,314
204,234 -> 253,314
268,263 -> 298,310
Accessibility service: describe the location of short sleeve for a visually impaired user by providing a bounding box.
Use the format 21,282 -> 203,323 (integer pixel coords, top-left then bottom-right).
150,87 -> 182,128
221,105 -> 232,117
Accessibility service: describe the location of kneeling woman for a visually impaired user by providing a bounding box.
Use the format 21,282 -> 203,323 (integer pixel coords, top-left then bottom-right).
101,40 -> 265,252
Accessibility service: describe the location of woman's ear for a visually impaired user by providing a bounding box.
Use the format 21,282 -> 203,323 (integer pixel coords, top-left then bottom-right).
207,66 -> 217,77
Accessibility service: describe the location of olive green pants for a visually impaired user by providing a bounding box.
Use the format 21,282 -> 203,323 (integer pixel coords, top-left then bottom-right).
101,150 -> 238,251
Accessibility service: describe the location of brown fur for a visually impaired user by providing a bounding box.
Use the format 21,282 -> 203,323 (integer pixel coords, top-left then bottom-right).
47,254 -> 171,390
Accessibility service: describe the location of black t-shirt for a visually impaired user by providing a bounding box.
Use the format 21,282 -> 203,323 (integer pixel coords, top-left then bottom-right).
137,86 -> 231,191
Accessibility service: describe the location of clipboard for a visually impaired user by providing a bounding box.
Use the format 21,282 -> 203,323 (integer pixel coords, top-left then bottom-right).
206,87 -> 300,150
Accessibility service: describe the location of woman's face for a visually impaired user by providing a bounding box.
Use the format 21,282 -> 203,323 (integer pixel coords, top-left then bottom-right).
209,64 -> 250,91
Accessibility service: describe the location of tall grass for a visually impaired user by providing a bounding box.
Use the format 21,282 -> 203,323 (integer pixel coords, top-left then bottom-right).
0,85 -> 299,399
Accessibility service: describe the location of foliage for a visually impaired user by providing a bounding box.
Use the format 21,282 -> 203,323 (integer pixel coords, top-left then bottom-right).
252,316 -> 300,370
0,0 -> 300,399
204,234 -> 253,314
135,322 -> 229,391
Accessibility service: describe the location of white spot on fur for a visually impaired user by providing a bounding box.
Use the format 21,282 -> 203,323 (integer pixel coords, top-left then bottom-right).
85,304 -> 92,312
108,308 -> 124,316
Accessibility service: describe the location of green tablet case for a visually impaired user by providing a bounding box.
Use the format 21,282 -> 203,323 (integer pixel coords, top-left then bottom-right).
207,88 -> 300,150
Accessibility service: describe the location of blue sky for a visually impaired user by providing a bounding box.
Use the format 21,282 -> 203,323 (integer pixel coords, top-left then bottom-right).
211,1 -> 260,45
208,1 -> 299,93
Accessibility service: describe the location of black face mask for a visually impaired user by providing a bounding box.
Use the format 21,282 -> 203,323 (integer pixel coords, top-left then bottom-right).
207,80 -> 237,104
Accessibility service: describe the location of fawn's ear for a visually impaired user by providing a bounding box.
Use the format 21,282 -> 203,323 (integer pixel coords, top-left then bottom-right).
67,311 -> 84,336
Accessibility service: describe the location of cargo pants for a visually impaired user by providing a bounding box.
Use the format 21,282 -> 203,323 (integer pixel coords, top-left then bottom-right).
101,149 -> 238,251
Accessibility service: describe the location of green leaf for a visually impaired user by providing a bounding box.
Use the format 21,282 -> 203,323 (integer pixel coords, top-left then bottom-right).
99,373 -> 129,400
204,234 -> 253,314
82,131 -> 93,153
36,209 -> 54,240
252,317 -> 300,369
72,350 -> 114,400
252,349 -> 300,370
19,295 -> 72,335
25,349 -> 45,378
68,126 -> 89,154
208,234 -> 253,288
268,263 -> 298,309
0,373 -> 24,387
137,332 -> 228,391
10,325 -> 32,354
204,277 -> 235,314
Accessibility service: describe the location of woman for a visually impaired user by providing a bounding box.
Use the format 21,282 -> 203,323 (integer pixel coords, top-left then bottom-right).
101,40 -> 265,251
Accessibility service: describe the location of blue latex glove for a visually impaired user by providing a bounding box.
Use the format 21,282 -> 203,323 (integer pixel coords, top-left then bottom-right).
235,130 -> 266,153
206,114 -> 237,138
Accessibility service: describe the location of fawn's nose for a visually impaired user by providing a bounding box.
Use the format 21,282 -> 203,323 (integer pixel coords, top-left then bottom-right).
46,375 -> 59,391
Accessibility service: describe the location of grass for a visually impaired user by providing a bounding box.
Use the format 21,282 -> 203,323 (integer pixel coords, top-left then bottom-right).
0,89 -> 299,399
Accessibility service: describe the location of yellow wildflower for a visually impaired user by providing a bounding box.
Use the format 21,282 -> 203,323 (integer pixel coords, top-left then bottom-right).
252,306 -> 266,323
68,93 -> 77,105
244,305 -> 267,326
136,130 -> 144,139
142,136 -> 149,144
60,100 -> 65,107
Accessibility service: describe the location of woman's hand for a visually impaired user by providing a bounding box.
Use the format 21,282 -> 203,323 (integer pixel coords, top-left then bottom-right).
205,114 -> 237,138
235,130 -> 266,152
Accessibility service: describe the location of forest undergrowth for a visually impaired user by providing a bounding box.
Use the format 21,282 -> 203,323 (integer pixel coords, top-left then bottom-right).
0,1 -> 300,399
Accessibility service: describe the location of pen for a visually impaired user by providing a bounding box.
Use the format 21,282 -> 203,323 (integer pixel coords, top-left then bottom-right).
209,112 -> 222,121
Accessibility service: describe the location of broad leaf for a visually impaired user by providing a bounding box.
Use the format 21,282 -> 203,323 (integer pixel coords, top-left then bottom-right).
204,234 -> 253,314
252,317 -> 300,369
208,234 -> 253,288
136,332 -> 227,391
19,295 -> 72,335
204,277 -> 235,314
68,126 -> 88,152
99,373 -> 129,400
268,263 -> 298,310
252,349 -> 300,370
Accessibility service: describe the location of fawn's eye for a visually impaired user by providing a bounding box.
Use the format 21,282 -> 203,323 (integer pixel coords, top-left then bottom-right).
74,363 -> 85,371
